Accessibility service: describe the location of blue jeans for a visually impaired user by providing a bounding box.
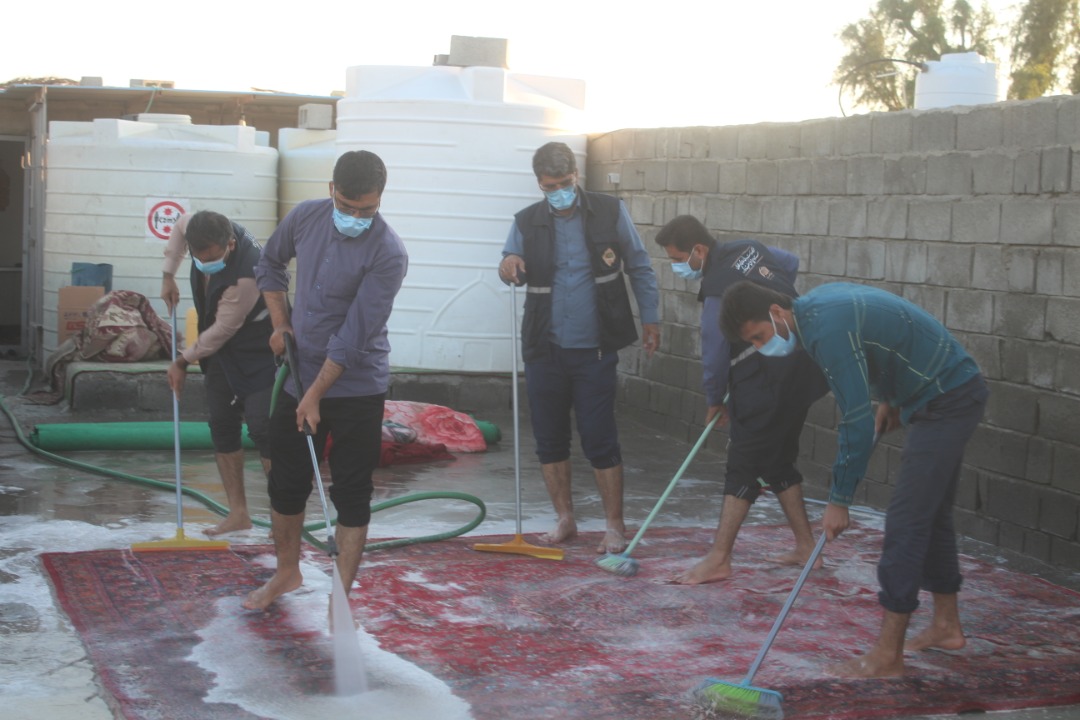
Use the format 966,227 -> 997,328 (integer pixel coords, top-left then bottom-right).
524,345 -> 621,469
878,375 -> 989,614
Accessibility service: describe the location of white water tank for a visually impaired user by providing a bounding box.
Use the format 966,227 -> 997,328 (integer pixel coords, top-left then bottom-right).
336,64 -> 587,372
914,52 -> 1001,110
277,127 -> 337,221
43,115 -> 278,351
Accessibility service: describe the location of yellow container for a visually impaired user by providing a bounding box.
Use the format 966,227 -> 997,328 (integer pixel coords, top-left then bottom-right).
185,307 -> 199,362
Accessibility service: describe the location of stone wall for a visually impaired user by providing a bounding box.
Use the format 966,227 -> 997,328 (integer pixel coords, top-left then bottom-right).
586,95 -> 1080,571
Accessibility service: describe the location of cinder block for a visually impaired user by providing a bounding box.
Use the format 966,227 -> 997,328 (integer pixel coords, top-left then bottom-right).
1001,199 -> 1053,245
677,127 -> 711,159
1050,538 -> 1080,571
1057,96 -> 1080,145
998,521 -> 1027,553
984,381 -> 1038,434
737,125 -> 769,159
1040,146 -> 1072,193
690,161 -> 720,193
884,155 -> 927,194
643,161 -> 668,192
809,236 -> 848,276
994,293 -> 1047,340
1003,100 -> 1060,148
761,197 -> 796,234
666,161 -> 692,192
1026,436 -> 1054,485
957,106 -> 1004,151
945,288 -> 993,332
846,156 -> 885,195
778,158 -> 812,195
926,243 -> 972,287
907,200 -> 952,241
1055,201 -> 1080,247
913,110 -> 957,152
629,195 -> 654,224
925,152 -> 973,195
846,238 -> 886,279
732,197 -> 763,232
612,130 -> 636,161
1038,390 -> 1080,444
835,114 -> 872,156
953,508 -> 999,545
955,332 -> 1001,378
971,246 -> 1009,290
1052,443 -> 1080,493
766,123 -> 803,159
633,129 -> 659,159
972,151 -> 1015,195
1058,345 -> 1080,393
871,111 -> 913,154
707,127 -> 739,160
901,284 -> 946,320
968,428 -> 1031,485
717,161 -> 747,194
867,198 -> 908,239
705,197 -> 735,230
799,118 -> 836,157
1047,297 -> 1080,343
795,198 -> 830,235
746,160 -> 779,195
952,199 -> 1001,244
828,198 -> 868,238
1013,149 -> 1041,194
1036,249 -> 1065,295
1025,530 -> 1053,563
811,158 -> 847,195
1039,492 -> 1079,539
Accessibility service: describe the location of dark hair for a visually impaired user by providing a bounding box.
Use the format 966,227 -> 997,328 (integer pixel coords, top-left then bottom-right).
720,280 -> 794,342
184,210 -> 232,253
654,215 -> 716,252
532,142 -> 577,179
333,150 -> 387,198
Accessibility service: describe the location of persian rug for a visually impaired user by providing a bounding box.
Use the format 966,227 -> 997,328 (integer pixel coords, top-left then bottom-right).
42,525 -> 1080,720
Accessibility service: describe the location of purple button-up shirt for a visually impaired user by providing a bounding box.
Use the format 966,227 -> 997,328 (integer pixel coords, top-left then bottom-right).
256,198 -> 408,398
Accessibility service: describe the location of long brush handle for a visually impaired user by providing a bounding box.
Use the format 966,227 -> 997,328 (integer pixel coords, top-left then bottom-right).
623,412 -> 720,557
171,310 -> 184,531
509,283 -> 523,537
283,332 -> 336,554
742,530 -> 827,684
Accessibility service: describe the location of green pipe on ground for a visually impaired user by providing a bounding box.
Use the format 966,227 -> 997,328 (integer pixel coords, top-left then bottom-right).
30,421 -> 256,451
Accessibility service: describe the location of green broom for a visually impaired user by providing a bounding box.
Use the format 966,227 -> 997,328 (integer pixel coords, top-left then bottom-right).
692,531 -> 827,718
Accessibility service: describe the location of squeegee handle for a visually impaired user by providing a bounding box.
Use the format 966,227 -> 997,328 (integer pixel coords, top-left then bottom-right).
282,331 -> 314,436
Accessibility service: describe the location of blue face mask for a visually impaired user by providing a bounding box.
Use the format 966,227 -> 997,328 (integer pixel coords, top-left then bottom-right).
758,313 -> 798,357
544,185 -> 576,211
333,207 -> 373,237
193,249 -> 228,275
671,261 -> 703,281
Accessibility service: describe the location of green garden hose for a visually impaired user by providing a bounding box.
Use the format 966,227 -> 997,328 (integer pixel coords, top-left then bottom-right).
2,361 -> 486,552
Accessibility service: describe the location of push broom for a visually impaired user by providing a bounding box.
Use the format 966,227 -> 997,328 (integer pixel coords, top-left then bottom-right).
133,309 -> 229,552
596,410 -> 721,576
474,283 -> 564,561
691,530 -> 827,719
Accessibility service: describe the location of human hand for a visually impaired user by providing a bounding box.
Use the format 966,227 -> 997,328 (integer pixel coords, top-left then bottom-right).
498,255 -> 527,285
161,276 -> 180,316
705,404 -> 729,428
641,323 -> 660,357
269,327 -> 293,357
166,360 -> 187,397
875,402 -> 900,435
822,503 -> 850,541
296,391 -> 321,435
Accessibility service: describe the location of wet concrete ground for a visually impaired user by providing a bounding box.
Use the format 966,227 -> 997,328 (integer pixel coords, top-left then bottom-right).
1,359 -> 1078,720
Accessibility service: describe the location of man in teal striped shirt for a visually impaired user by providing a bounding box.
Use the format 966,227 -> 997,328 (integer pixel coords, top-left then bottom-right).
721,280 -> 988,679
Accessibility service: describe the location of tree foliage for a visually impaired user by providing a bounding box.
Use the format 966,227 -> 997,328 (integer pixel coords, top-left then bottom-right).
1009,0 -> 1080,98
836,0 -> 1080,109
835,0 -> 997,112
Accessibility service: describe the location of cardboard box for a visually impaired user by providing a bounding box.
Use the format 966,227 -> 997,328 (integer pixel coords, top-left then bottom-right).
58,286 -> 105,343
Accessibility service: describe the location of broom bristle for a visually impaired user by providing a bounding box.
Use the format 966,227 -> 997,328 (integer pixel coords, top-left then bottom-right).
595,553 -> 639,576
692,678 -> 783,719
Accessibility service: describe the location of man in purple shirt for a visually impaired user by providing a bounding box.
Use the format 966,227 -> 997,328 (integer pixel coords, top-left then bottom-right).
244,150 -> 408,611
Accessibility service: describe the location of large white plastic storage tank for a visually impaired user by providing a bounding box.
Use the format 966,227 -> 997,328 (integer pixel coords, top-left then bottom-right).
43,114 -> 278,351
336,64 -> 586,372
278,126 -> 337,222
914,52 -> 1001,110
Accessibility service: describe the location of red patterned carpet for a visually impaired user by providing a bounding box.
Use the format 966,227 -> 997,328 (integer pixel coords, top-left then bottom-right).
42,525 -> 1080,720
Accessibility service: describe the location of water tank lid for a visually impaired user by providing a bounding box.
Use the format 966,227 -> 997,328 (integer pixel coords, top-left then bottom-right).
134,113 -> 192,124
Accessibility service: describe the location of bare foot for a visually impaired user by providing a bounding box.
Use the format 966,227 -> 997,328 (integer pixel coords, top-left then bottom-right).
596,527 -> 627,554
767,549 -> 825,569
206,514 -> 253,537
672,556 -> 732,585
242,569 -> 303,611
905,626 -> 966,652
827,653 -> 904,678
542,517 -> 577,545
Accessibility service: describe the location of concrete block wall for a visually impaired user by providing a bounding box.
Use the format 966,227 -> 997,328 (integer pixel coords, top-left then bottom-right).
586,95 -> 1080,571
